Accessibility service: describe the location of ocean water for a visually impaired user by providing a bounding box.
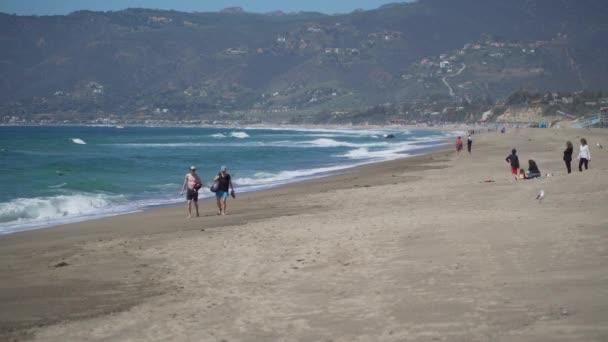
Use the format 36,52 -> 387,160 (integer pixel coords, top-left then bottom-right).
0,126 -> 458,234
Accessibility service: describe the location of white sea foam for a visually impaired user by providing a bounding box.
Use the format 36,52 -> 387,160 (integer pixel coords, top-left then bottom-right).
0,193 -> 125,231
230,132 -> 250,139
234,164 -> 358,189
338,141 -> 418,160
0,191 -> 192,235
304,138 -> 389,148
71,138 -> 86,145
211,133 -> 226,138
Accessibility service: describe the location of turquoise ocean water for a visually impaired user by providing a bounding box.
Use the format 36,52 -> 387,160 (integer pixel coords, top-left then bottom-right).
0,126 -> 458,234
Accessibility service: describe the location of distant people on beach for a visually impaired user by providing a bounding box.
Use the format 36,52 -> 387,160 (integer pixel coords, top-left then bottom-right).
527,160 -> 541,179
213,165 -> 235,215
180,165 -> 202,218
506,149 -> 520,177
455,137 -> 464,155
467,134 -> 473,154
563,141 -> 573,174
577,138 -> 591,172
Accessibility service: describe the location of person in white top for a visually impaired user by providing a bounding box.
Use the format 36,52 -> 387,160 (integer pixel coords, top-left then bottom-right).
577,138 -> 591,172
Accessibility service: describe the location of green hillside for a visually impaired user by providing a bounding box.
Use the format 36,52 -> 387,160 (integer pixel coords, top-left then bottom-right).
1,0 -> 607,122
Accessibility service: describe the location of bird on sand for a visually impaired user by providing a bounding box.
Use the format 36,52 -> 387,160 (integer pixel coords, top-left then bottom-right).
536,190 -> 545,202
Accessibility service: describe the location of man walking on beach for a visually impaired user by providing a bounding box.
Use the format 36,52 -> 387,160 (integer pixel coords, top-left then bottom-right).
506,149 -> 520,178
213,165 -> 234,215
180,166 -> 202,218
467,134 -> 473,154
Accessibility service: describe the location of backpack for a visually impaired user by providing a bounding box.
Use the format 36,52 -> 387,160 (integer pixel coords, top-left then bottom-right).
210,180 -> 219,193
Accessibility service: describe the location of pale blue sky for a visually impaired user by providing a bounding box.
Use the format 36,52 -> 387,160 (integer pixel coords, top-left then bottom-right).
0,0 -> 411,15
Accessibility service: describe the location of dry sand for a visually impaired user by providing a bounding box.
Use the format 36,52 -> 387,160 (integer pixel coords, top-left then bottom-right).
1,128 -> 607,341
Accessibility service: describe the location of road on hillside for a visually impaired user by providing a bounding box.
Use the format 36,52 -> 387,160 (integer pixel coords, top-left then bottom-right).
442,63 -> 467,97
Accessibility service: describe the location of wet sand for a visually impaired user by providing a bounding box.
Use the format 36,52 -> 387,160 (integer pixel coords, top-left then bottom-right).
1,128 -> 607,341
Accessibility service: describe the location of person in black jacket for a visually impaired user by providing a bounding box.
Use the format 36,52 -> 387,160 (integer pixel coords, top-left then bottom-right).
563,141 -> 573,174
506,149 -> 520,177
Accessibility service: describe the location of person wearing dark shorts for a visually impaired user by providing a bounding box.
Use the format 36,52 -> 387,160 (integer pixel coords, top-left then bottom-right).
180,166 -> 201,218
186,188 -> 198,201
213,165 -> 234,215
467,134 -> 473,154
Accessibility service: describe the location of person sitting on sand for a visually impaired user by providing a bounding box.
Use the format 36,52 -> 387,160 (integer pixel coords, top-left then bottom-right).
518,168 -> 527,180
506,149 -> 520,177
180,166 -> 202,218
455,137 -> 464,155
213,165 -> 234,215
527,160 -> 541,179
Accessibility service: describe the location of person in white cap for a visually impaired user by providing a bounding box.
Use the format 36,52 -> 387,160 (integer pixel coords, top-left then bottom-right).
180,165 -> 202,218
213,165 -> 234,215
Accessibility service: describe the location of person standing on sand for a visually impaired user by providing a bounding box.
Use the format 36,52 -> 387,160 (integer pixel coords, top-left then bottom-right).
213,165 -> 234,215
467,134 -> 473,154
577,138 -> 591,172
563,141 -> 573,174
506,149 -> 520,177
180,166 -> 202,218
455,137 -> 464,155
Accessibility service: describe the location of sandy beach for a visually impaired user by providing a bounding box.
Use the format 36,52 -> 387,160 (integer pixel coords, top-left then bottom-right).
1,127 -> 607,341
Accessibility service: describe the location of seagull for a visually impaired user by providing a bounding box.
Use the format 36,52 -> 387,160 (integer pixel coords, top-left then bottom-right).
536,190 -> 545,202
597,142 -> 603,149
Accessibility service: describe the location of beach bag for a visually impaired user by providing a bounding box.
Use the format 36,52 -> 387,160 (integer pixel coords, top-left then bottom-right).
193,181 -> 202,191
210,180 -> 219,193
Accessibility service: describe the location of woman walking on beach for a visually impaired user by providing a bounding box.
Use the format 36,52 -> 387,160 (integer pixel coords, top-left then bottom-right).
213,165 -> 234,215
577,138 -> 591,172
563,141 -> 573,174
455,137 -> 464,155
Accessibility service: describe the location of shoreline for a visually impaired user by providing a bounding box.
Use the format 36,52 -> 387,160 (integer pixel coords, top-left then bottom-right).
0,128 -> 456,236
2,128 -> 607,341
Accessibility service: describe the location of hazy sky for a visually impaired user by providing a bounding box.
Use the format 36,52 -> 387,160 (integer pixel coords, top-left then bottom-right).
0,0 -> 410,16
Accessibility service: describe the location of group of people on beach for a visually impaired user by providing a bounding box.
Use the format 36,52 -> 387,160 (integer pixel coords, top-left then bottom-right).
180,165 -> 234,218
505,137 -> 591,180
455,134 -> 473,155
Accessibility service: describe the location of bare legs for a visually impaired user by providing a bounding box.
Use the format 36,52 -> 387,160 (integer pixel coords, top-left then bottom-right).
187,200 -> 199,218
216,197 -> 228,215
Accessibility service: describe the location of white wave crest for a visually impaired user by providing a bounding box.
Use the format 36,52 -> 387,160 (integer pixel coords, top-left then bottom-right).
305,138 -> 389,148
211,133 -> 226,138
0,193 -> 125,227
71,138 -> 86,145
230,132 -> 250,139
234,165 -> 358,188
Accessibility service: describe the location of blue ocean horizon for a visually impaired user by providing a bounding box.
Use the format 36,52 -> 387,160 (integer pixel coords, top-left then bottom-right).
0,125 -> 459,234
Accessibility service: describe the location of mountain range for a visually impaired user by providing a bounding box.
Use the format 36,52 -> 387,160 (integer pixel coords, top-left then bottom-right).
1,0 -> 607,122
